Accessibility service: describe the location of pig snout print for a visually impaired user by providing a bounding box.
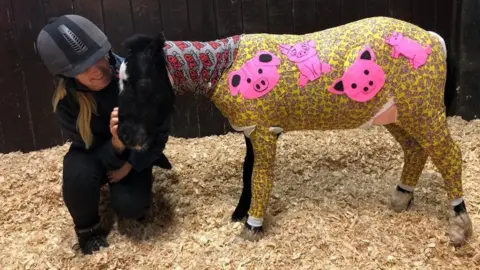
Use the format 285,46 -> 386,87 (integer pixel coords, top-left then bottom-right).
385,32 -> 432,69
228,51 -> 281,99
279,40 -> 332,87
328,47 -> 386,102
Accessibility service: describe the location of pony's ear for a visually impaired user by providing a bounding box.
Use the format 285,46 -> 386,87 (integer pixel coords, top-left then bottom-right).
122,34 -> 153,54
152,32 -> 166,50
148,32 -> 168,61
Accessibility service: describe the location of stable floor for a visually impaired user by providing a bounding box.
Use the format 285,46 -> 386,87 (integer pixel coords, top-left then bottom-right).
1,117 -> 479,269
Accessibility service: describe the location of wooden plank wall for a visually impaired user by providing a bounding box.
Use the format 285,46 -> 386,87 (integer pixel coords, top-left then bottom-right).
0,0 -> 463,153
458,0 -> 480,120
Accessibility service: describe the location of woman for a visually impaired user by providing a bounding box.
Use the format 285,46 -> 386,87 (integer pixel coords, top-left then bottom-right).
36,14 -> 171,255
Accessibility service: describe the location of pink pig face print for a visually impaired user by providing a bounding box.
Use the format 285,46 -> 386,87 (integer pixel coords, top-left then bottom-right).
328,47 -> 386,102
228,51 -> 281,99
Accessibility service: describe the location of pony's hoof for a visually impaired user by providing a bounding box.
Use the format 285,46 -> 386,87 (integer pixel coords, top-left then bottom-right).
389,185 -> 414,212
448,205 -> 473,247
239,223 -> 264,242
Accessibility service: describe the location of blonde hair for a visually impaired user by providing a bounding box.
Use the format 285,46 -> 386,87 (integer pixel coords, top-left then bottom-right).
52,78 -> 97,149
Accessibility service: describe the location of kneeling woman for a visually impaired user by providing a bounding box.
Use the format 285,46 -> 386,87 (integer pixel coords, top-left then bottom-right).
36,14 -> 172,255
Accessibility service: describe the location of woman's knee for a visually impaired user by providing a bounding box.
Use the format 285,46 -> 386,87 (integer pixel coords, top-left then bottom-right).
109,172 -> 153,220
110,191 -> 152,220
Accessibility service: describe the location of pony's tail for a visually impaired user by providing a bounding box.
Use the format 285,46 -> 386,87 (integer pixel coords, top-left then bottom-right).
429,31 -> 456,116
444,45 -> 457,116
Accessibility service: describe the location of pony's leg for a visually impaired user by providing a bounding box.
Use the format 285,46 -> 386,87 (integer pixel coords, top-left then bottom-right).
399,111 -> 472,246
385,123 -> 428,212
239,127 -> 278,241
232,133 -> 281,222
231,135 -> 254,221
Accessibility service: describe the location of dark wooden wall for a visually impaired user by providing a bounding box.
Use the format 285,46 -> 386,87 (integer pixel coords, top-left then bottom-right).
0,0 -> 468,153
457,0 -> 480,120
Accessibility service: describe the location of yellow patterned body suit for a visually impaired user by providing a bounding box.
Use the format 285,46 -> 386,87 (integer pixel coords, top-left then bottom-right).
208,17 -> 463,227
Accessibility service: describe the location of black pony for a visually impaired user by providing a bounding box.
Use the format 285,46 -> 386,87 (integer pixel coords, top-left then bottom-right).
116,33 -> 254,226
117,34 -> 175,152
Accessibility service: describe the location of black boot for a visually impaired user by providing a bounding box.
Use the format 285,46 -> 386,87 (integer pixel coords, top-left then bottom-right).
75,222 -> 109,255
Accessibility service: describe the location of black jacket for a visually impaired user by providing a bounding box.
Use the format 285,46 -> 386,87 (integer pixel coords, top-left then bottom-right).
55,52 -> 170,172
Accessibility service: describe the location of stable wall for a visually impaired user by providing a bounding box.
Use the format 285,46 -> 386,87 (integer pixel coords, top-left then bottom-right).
0,0 -> 476,153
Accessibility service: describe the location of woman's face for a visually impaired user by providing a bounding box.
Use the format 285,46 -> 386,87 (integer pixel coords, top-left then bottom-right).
74,57 -> 112,91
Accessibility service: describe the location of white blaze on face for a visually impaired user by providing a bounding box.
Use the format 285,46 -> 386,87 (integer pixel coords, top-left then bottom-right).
118,61 -> 128,94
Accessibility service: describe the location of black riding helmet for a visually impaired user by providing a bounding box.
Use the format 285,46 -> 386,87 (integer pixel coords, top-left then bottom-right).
36,14 -> 117,92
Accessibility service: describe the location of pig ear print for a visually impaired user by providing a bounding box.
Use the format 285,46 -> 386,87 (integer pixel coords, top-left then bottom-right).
228,71 -> 243,96
357,47 -> 376,62
256,51 -> 281,66
279,45 -> 292,55
328,78 -> 345,95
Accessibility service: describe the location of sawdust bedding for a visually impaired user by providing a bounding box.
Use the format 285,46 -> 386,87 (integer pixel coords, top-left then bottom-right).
1,116 -> 479,269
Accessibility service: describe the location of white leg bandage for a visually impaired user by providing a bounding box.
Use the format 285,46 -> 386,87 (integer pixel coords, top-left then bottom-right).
451,197 -> 464,207
247,216 -> 264,227
398,183 -> 415,192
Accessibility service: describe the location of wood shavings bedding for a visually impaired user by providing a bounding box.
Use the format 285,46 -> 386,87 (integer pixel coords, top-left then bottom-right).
0,116 -> 479,269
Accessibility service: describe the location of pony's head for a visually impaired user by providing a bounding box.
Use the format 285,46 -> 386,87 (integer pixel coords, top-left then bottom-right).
117,33 -> 175,151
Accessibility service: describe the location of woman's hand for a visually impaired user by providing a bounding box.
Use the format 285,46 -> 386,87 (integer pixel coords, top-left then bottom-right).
108,162 -> 132,182
110,107 -> 125,152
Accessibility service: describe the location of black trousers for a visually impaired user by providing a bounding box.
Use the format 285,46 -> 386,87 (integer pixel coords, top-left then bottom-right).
62,146 -> 153,230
